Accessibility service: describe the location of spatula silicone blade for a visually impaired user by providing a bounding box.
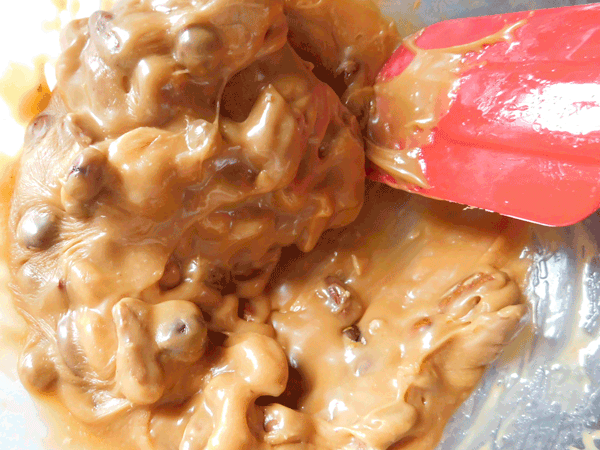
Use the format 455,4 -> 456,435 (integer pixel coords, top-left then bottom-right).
367,3 -> 600,226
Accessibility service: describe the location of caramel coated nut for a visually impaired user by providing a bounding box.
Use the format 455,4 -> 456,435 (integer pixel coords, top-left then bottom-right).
17,208 -> 58,250
5,1 -> 530,449
63,147 -> 106,203
112,298 -> 209,403
18,337 -> 58,392
113,298 -> 165,405
152,301 -> 208,363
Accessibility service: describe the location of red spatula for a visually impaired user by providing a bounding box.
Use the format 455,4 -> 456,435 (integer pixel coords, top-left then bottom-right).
367,3 -> 600,226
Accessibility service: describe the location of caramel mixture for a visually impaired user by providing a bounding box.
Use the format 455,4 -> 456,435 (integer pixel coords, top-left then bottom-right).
269,184 -> 528,450
4,1 -> 530,450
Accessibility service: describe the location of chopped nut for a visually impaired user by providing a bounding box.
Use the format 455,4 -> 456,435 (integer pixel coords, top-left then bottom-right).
324,276 -> 351,313
439,273 -> 494,312
413,317 -> 432,330
343,324 -> 365,343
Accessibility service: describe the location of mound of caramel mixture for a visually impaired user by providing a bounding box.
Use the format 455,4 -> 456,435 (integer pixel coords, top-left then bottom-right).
5,1 -> 528,449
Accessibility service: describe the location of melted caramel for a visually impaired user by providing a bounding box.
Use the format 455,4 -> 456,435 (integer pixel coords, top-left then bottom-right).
284,0 -> 400,120
268,183 -> 530,450
2,2 -> 531,450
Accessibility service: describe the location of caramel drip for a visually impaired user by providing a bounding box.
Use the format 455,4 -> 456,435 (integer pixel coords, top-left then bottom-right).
367,20 -> 525,188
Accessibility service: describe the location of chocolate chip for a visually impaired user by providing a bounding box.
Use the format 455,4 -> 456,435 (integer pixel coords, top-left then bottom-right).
317,143 -> 328,160
343,325 -> 364,343
175,25 -> 223,75
63,147 -> 106,203
159,259 -> 182,291
17,208 -> 58,250
237,298 -> 254,320
174,320 -> 188,335
204,265 -> 230,291
155,311 -> 207,362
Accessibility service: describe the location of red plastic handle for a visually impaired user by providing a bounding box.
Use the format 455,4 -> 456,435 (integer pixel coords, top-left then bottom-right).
370,4 -> 600,226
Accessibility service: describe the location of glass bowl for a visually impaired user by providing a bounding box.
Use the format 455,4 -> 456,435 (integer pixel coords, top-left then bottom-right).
0,1 -> 598,449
